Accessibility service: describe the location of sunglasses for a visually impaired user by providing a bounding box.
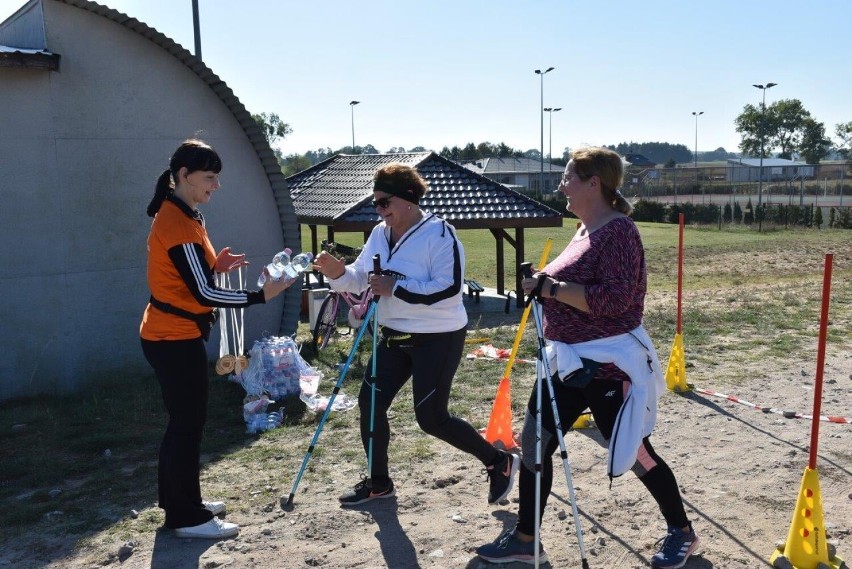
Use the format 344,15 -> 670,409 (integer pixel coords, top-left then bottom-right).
371,196 -> 393,209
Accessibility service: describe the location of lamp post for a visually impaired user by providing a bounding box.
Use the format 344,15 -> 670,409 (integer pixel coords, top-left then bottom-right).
691,111 -> 703,169
753,83 -> 777,232
535,67 -> 554,201
544,107 -> 562,163
191,0 -> 201,59
349,100 -> 360,152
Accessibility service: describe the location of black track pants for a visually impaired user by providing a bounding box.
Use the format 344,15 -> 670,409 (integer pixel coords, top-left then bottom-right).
358,326 -> 499,481
141,338 -> 214,529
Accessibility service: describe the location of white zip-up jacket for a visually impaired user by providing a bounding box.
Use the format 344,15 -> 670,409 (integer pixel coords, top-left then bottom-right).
329,213 -> 468,333
543,324 -> 664,478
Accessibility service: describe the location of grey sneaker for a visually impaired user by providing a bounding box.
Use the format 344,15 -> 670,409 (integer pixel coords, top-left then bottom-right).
476,529 -> 548,565
486,451 -> 519,504
338,477 -> 395,506
651,524 -> 699,568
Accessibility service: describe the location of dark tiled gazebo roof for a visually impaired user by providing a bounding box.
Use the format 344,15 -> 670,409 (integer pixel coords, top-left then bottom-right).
288,152 -> 564,300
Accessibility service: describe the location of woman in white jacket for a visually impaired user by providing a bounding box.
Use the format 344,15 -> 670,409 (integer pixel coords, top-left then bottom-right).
477,148 -> 699,569
313,163 -> 518,510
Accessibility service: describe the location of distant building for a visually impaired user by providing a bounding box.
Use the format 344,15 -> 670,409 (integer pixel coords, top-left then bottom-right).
463,157 -> 563,194
624,153 -> 657,168
726,158 -> 814,183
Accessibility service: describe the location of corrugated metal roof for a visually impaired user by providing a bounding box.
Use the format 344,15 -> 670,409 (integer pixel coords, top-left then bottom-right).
288,152 -> 564,232
465,157 -> 563,175
728,158 -> 808,167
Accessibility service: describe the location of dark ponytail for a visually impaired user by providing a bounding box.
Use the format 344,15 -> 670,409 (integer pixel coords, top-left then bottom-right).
146,139 -> 222,217
147,169 -> 173,217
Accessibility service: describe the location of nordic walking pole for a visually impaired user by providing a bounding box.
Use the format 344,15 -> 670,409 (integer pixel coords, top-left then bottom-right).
522,262 -> 590,569
282,299 -> 378,509
367,254 -> 381,481
502,239 -> 552,377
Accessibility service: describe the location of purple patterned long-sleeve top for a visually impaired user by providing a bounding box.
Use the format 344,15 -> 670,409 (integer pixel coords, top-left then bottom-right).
541,216 -> 646,345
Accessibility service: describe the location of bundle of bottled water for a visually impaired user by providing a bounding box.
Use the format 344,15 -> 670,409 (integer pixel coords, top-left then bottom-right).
238,335 -> 323,432
246,409 -> 284,434
239,336 -> 316,400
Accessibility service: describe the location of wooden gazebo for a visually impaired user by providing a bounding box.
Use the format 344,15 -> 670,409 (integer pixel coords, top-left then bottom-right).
287,152 -> 564,304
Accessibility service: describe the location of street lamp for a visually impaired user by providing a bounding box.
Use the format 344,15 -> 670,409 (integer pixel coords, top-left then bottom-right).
753,83 -> 777,232
349,100 -> 360,152
691,111 -> 703,169
535,67 -> 554,200
544,107 -> 562,163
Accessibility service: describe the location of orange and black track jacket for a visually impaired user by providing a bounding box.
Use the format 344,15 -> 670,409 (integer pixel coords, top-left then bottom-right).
140,195 -> 265,341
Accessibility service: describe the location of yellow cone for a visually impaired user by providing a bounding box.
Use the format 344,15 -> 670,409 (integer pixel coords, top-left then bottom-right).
665,333 -> 691,392
769,467 -> 834,569
572,412 -> 594,430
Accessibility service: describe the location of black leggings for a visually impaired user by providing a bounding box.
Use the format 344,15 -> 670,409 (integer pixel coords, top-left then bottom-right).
515,375 -> 689,536
141,338 -> 214,529
359,326 -> 499,482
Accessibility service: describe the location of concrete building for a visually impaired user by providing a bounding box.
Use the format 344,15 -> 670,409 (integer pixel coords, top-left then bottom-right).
0,0 -> 300,401
463,157 -> 563,195
726,158 -> 815,183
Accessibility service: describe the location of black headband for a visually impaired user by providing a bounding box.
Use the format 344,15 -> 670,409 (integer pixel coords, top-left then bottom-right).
373,179 -> 421,205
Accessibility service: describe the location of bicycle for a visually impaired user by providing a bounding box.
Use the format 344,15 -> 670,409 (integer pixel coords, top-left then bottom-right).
311,242 -> 374,351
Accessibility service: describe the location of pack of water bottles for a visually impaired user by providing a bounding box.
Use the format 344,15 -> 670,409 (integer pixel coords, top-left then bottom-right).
237,335 -> 323,433
239,335 -> 318,400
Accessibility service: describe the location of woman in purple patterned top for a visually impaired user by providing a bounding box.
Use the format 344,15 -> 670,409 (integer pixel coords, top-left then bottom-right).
477,148 -> 699,568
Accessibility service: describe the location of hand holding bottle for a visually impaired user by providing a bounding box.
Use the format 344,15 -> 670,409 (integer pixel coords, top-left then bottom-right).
258,248 -> 315,287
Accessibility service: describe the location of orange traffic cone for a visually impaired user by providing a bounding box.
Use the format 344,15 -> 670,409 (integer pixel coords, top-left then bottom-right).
769,467 -> 846,569
483,377 -> 519,451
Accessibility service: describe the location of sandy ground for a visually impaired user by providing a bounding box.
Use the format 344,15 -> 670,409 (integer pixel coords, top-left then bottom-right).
3,291 -> 851,569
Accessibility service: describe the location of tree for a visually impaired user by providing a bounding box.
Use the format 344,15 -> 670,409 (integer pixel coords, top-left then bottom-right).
735,99 -> 813,159
798,119 -> 831,164
281,154 -> 312,177
733,201 -> 743,224
835,121 -> 852,161
772,99 -> 811,158
743,198 -> 754,225
607,141 -> 691,164
813,205 -> 823,229
251,112 -> 292,146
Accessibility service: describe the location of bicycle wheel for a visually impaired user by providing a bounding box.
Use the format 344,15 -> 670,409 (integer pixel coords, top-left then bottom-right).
312,292 -> 339,351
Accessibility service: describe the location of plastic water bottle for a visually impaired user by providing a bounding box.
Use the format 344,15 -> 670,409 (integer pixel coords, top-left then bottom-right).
283,252 -> 314,278
257,248 -> 292,287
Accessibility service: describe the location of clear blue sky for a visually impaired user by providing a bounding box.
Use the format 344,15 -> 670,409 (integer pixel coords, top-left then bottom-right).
2,0 -> 850,158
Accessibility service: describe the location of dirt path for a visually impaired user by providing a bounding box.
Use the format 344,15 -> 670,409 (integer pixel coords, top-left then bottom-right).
6,342 -> 850,569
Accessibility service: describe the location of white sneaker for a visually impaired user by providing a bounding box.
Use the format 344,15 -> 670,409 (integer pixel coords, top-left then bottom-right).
174,518 -> 239,539
203,500 -> 226,516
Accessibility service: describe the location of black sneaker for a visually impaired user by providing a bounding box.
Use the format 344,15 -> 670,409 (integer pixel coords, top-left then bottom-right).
476,529 -> 548,565
651,524 -> 699,569
486,451 -> 519,504
338,477 -> 395,506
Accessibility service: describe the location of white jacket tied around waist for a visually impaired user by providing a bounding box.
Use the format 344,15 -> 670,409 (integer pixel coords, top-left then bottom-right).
543,324 -> 665,478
